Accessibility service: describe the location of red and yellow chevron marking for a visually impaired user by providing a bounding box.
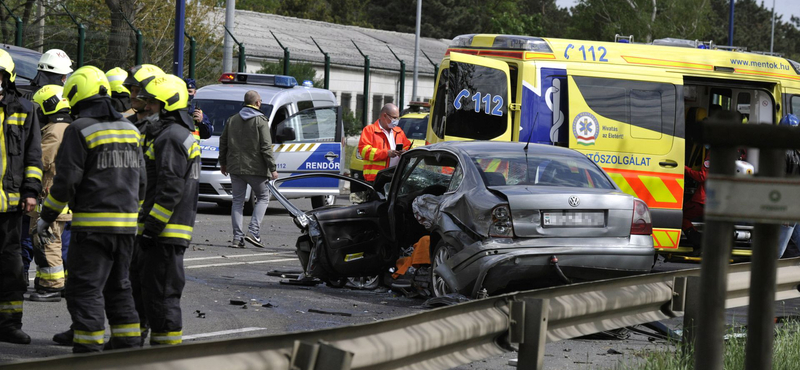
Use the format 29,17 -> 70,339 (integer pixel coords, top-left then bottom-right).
652,228 -> 681,249
603,168 -> 684,210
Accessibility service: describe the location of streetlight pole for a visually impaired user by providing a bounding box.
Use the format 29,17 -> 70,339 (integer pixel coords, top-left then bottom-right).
412,0 -> 422,101
770,0 -> 776,53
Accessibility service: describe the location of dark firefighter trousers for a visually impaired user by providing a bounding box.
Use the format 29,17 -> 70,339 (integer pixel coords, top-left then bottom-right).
66,232 -> 140,353
140,241 -> 186,345
0,213 -> 26,332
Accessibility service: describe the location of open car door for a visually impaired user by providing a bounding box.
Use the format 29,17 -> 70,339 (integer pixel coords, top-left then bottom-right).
427,52 -> 513,144
267,174 -> 393,279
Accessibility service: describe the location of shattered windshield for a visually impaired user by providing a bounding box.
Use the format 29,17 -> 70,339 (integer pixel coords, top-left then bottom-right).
472,153 -> 615,189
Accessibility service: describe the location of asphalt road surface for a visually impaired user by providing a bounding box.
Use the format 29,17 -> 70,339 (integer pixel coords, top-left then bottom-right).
1,198 -> 797,369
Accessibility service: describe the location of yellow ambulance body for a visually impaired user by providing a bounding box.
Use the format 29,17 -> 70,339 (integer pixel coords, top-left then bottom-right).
426,34 -> 800,257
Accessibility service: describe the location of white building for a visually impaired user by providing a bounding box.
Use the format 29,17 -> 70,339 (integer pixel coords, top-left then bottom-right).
217,10 -> 450,123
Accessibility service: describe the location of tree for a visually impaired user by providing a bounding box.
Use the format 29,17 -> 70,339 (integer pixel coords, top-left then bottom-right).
104,0 -> 135,71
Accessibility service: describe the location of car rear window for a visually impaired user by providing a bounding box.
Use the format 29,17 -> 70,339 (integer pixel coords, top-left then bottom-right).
472,153 -> 615,189
194,98 -> 274,135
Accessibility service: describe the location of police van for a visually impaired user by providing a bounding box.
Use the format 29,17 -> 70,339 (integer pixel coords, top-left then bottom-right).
194,73 -> 343,210
426,34 -> 800,258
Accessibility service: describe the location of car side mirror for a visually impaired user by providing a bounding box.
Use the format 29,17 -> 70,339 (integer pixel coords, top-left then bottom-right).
276,126 -> 296,143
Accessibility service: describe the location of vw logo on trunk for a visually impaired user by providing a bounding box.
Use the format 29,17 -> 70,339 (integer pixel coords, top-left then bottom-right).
568,196 -> 580,207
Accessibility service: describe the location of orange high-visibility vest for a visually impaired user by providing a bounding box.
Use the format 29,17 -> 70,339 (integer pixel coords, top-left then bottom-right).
357,120 -> 411,182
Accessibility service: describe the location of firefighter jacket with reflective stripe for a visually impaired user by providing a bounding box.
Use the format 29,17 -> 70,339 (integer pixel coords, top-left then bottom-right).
357,120 -> 410,182
0,93 -> 42,213
139,112 -> 200,247
40,117 -> 145,233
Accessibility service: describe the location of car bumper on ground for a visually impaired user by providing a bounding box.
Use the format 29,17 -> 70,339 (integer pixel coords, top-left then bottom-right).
438,235 -> 654,297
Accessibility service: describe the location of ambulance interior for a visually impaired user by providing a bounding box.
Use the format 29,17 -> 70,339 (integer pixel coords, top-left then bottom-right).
681,79 -> 775,250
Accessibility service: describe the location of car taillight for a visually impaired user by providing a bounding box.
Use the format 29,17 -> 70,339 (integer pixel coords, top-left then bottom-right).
630,199 -> 652,235
490,205 -> 514,237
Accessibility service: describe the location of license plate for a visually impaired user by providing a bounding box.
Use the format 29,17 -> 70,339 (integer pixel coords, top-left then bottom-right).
542,211 -> 605,227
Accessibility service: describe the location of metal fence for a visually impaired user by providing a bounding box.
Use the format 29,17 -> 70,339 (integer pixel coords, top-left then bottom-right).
5,258 -> 800,370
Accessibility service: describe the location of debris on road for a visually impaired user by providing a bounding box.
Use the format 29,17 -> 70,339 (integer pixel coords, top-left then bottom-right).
195,310 -> 206,318
222,275 -> 235,279
607,349 -> 623,355
308,308 -> 353,317
267,270 -> 302,279
263,303 -> 274,308
229,299 -> 246,305
422,293 -> 470,308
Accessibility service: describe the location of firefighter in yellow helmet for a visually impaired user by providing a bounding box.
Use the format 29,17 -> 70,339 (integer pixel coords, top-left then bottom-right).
106,67 -> 133,115
37,65 -> 145,352
0,49 -> 42,345
122,64 -> 165,133
136,74 -> 199,346
27,85 -> 72,303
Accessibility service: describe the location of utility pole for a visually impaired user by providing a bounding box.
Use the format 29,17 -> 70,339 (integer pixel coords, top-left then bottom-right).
223,0 -> 236,72
770,0 -> 776,53
412,0 -> 422,101
728,0 -> 734,46
173,0 -> 185,77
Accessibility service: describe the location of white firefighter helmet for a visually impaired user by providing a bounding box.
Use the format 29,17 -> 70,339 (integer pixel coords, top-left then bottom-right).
38,49 -> 73,75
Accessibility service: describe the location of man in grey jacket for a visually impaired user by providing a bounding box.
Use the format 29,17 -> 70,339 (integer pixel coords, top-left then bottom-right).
219,91 -> 278,248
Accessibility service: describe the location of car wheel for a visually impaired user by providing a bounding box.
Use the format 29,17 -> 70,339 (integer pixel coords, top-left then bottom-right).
311,195 -> 336,209
325,278 -> 348,288
347,275 -> 380,290
431,241 -> 457,298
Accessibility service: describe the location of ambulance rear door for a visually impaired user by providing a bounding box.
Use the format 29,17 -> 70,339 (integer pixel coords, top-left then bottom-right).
566,73 -> 685,250
427,52 -> 513,144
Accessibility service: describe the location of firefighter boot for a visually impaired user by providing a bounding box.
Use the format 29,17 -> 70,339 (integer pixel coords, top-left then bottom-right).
52,328 -> 73,345
0,328 -> 30,344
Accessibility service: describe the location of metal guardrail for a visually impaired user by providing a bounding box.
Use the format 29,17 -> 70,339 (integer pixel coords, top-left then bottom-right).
6,258 -> 800,370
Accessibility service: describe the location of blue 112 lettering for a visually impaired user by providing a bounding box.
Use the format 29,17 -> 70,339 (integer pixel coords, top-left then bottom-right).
454,89 -> 504,116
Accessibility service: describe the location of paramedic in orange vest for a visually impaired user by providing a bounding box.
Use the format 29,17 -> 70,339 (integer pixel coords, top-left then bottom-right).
357,103 -> 411,182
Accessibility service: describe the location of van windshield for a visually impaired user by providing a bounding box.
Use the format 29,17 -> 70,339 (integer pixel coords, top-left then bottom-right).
398,116 -> 428,140
193,99 -> 274,135
441,61 -> 508,140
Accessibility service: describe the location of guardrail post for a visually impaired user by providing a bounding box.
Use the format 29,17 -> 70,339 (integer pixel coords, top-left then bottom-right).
680,276 -> 701,357
387,46 -> 405,111
311,37 -> 330,89
270,31 -> 290,75
352,40 -> 370,128
517,298 -> 549,370
694,145 -> 738,370
744,148 -> 783,370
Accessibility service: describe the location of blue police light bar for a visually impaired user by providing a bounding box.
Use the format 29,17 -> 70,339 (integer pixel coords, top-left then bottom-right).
218,73 -> 298,88
450,34 -> 553,53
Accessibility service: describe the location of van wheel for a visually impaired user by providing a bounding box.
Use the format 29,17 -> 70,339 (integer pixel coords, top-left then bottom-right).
311,195 -> 335,209
431,241 -> 457,298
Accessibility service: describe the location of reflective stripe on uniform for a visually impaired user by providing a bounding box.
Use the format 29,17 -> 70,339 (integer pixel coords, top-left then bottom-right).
36,265 -> 65,280
188,142 -> 201,159
160,224 -> 193,240
0,301 -> 22,313
74,329 -> 104,345
151,331 -> 182,345
5,112 -> 26,125
80,121 -> 141,149
25,166 -> 42,181
137,222 -> 144,235
7,192 -> 19,207
149,204 -> 173,223
144,144 -> 155,160
111,323 -> 141,337
43,194 -> 68,214
72,212 -> 138,228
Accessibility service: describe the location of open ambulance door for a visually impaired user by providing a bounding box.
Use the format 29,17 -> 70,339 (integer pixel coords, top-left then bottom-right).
566,73 -> 685,251
427,52 -> 513,144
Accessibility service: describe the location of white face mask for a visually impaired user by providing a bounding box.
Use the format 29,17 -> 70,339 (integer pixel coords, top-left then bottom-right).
388,118 -> 399,128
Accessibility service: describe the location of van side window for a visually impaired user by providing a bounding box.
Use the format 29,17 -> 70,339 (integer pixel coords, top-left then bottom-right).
573,76 -> 677,138
270,105 -> 291,142
273,107 -> 338,143
431,68 -> 450,138
792,96 -> 800,114
297,101 -> 314,111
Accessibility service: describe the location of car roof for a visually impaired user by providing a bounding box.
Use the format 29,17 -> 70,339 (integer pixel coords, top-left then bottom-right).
401,112 -> 428,119
425,141 -> 587,158
195,84 -> 335,107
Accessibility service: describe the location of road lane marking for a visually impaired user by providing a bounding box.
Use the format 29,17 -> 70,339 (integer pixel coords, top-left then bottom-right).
183,327 -> 269,340
185,253 -> 282,261
186,258 -> 298,269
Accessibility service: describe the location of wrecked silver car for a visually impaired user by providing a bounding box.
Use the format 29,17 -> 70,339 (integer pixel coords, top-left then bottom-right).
268,141 -> 654,298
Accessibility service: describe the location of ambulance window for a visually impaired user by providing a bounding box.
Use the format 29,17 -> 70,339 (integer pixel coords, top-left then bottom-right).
509,65 -> 518,105
791,96 -> 800,114
443,62 -> 508,140
573,76 -> 677,138
430,68 -> 449,138
710,88 -> 732,111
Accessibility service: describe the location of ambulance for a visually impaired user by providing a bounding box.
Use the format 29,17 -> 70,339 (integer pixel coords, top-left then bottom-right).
426,34 -> 800,257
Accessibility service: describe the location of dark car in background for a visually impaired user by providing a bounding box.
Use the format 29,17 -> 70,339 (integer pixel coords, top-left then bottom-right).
269,141 -> 654,298
3,44 -> 42,88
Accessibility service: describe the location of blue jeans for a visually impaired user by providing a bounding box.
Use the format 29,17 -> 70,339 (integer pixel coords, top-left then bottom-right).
778,223 -> 800,258
230,174 -> 270,241
21,216 -> 71,271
